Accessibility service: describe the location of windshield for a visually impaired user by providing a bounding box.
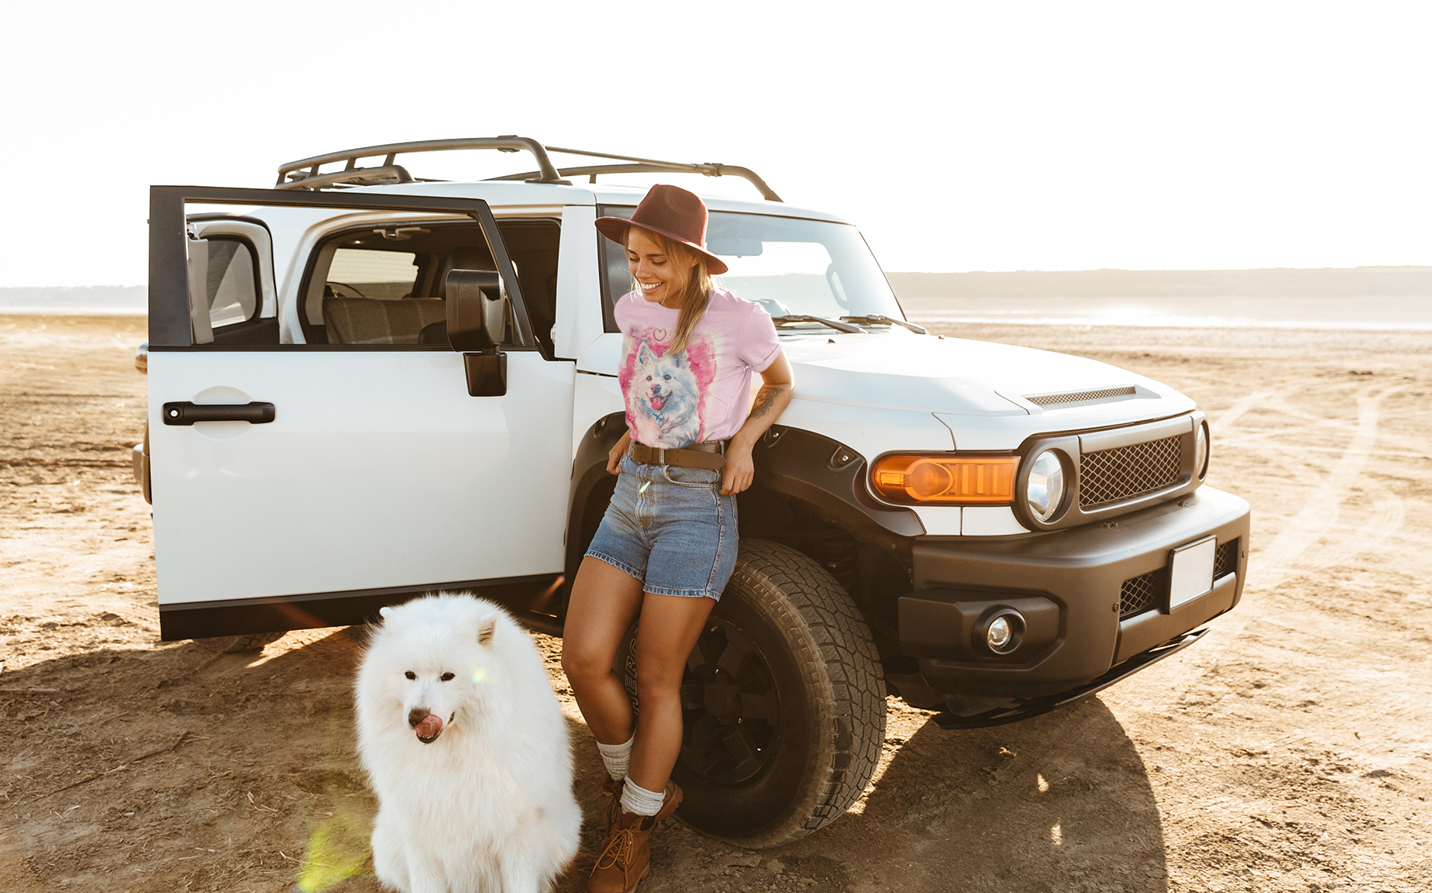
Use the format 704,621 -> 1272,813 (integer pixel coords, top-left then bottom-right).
599,208 -> 905,329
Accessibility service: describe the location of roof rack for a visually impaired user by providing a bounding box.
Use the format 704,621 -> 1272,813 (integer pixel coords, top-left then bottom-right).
275,136 -> 782,202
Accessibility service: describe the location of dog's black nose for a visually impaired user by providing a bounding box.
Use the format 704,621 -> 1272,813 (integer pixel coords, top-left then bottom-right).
407,707 -> 431,728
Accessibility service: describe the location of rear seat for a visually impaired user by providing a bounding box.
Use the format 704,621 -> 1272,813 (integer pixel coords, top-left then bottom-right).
323,298 -> 447,345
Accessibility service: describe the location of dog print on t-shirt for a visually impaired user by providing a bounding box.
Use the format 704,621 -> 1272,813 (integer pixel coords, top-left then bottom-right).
613,287 -> 783,450
620,328 -> 721,449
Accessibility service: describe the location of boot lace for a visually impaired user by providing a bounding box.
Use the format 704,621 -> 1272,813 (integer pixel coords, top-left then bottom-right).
594,828 -> 637,873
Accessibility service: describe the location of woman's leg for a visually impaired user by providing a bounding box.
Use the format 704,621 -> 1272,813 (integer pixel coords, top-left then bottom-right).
561,556 -> 645,745
627,592 -> 717,794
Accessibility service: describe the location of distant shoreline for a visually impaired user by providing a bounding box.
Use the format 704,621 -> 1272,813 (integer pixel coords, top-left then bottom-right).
0,286 -> 145,316
886,267 -> 1432,299
6,269 -> 1430,331
0,306 -> 147,316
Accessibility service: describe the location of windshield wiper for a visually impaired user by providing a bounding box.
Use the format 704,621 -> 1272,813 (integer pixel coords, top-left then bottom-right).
770,314 -> 864,334
840,315 -> 927,334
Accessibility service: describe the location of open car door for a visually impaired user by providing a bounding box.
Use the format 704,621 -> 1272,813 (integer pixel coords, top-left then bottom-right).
146,186 -> 573,640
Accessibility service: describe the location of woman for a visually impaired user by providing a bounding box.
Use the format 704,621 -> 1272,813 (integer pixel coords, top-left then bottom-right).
561,184 -> 792,893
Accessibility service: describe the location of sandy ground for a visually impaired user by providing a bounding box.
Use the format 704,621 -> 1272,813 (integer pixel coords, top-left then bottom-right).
2,313 -> 1430,893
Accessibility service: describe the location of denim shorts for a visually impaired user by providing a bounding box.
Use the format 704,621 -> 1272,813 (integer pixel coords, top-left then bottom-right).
585,454 -> 739,600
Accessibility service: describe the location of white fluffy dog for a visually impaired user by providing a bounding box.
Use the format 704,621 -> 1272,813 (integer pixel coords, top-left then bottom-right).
355,593 -> 580,893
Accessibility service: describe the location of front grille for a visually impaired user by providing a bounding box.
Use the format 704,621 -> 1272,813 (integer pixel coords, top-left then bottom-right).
1080,436 -> 1181,507
1120,570 -> 1163,618
1121,537 -> 1239,620
1027,386 -> 1137,407
1213,538 -> 1240,580
1120,537 -> 1239,620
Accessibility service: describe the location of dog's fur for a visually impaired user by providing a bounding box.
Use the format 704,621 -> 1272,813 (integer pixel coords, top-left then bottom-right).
355,593 -> 580,893
628,341 -> 704,447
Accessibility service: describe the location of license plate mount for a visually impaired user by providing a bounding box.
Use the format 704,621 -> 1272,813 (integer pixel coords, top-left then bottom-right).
1168,535 -> 1217,611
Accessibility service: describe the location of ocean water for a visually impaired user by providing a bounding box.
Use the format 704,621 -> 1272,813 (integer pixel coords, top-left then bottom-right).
0,287 -> 146,315
898,294 -> 1432,332
4,287 -> 1428,332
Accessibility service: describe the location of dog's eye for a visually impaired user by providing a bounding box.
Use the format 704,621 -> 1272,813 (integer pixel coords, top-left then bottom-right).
440,672 -> 455,682
404,671 -> 416,680
663,374 -> 670,380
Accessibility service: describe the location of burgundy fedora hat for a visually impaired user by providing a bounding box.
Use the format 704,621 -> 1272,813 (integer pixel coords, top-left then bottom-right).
594,184 -> 729,275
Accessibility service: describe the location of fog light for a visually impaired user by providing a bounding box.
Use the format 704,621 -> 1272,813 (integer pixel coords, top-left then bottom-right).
979,609 -> 1024,655
987,616 -> 1013,651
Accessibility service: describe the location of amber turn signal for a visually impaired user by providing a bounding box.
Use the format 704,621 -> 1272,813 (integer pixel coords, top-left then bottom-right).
869,454 -> 1018,505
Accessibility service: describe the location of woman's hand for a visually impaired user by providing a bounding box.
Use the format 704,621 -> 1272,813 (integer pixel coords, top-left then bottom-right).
721,351 -> 794,495
607,431 -> 632,475
720,443 -> 755,495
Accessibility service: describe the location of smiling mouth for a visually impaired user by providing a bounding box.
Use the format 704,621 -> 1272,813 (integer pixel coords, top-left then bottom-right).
650,393 -> 667,411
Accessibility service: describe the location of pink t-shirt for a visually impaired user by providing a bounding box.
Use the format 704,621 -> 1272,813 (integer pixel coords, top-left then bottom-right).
615,286 -> 782,449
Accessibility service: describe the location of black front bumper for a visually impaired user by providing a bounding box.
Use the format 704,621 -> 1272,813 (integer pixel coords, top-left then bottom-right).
893,486 -> 1250,719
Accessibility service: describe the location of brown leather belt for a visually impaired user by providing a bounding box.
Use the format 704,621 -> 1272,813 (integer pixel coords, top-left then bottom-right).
629,441 -> 727,469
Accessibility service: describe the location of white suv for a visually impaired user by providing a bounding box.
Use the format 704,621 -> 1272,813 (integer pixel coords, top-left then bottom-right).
135,137 -> 1250,847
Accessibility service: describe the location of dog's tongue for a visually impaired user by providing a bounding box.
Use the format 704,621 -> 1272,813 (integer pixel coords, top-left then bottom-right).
415,714 -> 443,741
650,394 -> 666,411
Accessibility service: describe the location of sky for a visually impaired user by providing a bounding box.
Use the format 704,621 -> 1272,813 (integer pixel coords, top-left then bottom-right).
3,1 -> 1429,286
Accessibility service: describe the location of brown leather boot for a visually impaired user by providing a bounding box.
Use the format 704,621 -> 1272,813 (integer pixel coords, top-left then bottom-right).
587,781 -> 683,893
600,775 -> 623,836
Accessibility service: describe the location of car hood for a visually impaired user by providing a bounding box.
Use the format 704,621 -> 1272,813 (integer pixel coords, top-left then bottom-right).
781,331 -> 1182,417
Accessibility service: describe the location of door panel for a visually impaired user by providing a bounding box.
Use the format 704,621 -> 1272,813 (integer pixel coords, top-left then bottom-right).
146,187 -> 571,634
149,350 -> 572,604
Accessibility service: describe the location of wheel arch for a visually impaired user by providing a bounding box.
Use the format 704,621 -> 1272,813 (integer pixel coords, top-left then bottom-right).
565,421 -> 920,664
563,412 -> 627,619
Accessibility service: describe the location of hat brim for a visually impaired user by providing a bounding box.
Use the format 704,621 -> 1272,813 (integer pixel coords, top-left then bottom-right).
595,216 -> 729,276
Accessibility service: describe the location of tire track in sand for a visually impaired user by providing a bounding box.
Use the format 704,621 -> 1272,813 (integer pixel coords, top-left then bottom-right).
1139,383 -> 1405,709
1209,388 -> 1277,436
1252,385 -> 1402,592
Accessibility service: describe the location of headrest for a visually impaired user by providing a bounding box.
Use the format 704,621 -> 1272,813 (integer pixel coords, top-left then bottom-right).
449,245 -> 491,271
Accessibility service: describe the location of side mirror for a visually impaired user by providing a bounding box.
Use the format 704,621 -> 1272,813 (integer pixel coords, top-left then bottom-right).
445,269 -> 507,351
445,269 -> 508,397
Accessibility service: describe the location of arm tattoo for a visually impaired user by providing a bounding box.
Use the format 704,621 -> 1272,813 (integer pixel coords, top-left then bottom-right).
748,385 -> 788,421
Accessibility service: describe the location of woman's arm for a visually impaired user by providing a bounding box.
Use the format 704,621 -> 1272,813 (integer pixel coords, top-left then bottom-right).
720,350 -> 794,496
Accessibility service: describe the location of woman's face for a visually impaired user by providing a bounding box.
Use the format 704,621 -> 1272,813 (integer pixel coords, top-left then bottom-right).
626,229 -> 694,307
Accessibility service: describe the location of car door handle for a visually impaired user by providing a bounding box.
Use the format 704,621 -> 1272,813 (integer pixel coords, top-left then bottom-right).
162,402 -> 276,425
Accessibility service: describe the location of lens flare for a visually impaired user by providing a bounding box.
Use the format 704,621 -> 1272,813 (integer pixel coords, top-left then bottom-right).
296,811 -> 371,892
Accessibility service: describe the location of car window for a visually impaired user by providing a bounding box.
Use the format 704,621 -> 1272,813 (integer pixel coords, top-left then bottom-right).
203,237 -> 260,328
327,248 -> 420,301
596,208 -> 904,331
302,220 -> 560,351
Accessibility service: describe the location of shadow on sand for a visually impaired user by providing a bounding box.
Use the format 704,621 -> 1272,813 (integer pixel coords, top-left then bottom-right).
1,630 -> 1168,893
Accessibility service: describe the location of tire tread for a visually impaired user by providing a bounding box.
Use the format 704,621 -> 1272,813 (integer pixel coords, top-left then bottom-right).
726,539 -> 886,846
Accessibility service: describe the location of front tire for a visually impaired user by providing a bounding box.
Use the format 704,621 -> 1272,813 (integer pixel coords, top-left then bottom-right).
618,539 -> 885,848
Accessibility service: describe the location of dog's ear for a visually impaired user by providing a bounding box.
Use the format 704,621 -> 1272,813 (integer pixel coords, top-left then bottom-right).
477,615 -> 498,645
636,341 -> 655,367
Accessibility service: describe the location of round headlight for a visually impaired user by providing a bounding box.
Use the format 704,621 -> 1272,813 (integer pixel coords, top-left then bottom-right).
1195,422 -> 1209,479
1026,449 -> 1065,523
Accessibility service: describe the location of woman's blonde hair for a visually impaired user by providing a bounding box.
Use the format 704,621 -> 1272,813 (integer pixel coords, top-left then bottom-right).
627,228 -> 716,356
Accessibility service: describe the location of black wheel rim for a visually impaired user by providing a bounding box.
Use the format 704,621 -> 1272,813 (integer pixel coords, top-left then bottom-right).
676,616 -> 781,785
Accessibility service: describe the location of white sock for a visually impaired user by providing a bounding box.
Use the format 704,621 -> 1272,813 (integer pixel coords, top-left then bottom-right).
620,778 -> 666,817
596,734 -> 634,782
